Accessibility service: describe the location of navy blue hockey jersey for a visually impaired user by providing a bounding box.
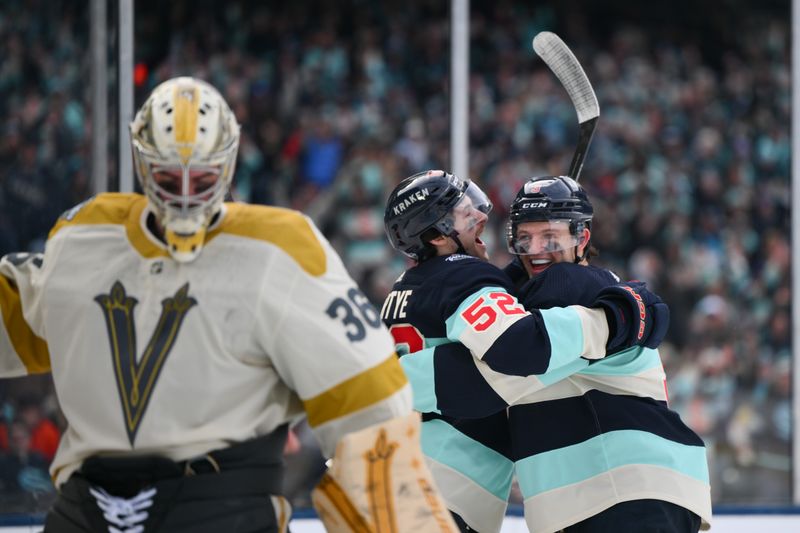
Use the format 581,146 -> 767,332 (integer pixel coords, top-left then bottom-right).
400,262 -> 712,532
382,255 -> 614,532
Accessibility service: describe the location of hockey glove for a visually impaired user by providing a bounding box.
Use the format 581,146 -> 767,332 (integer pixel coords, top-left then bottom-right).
593,281 -> 669,353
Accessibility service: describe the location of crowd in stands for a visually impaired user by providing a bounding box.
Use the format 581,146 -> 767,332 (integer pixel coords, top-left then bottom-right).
0,0 -> 791,513
0,376 -> 59,512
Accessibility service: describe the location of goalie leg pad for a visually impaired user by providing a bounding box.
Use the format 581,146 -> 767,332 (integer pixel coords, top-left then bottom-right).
312,412 -> 458,533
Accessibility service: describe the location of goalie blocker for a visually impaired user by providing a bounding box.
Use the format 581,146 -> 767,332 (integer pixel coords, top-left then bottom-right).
312,412 -> 458,533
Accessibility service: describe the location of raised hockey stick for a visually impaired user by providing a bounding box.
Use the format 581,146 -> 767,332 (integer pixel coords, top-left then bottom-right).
532,31 -> 600,182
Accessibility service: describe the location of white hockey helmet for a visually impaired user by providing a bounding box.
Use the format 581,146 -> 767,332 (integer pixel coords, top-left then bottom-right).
130,77 -> 240,262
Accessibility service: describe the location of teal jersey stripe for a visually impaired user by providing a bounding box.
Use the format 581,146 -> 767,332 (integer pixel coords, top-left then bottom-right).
516,429 -> 709,498
424,336 -> 450,348
579,347 -> 662,377
538,357 -> 589,386
540,307 -> 584,373
422,418 -> 514,500
444,286 -> 507,341
400,348 -> 440,414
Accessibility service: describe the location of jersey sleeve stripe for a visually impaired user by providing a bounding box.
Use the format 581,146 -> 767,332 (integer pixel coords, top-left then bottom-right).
540,306 -> 608,365
579,346 -> 662,376
398,349 -> 440,414
522,464 -> 712,533
420,418 -> 514,500
515,429 -> 710,498
424,457 -> 511,533
445,286 -> 530,359
506,362 -> 667,405
509,392 -> 704,458
0,276 -> 50,373
474,357 -> 591,408
539,306 -> 584,369
572,306 -> 608,358
303,353 -> 408,428
311,386 -> 411,459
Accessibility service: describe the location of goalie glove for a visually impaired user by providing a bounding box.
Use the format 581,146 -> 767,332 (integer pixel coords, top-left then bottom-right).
311,412 -> 457,533
593,281 -> 669,354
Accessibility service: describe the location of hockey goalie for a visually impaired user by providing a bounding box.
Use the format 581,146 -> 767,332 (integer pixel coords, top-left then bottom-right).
0,76 -> 456,533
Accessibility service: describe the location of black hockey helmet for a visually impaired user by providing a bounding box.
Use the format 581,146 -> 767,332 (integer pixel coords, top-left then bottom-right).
507,175 -> 593,258
385,170 -> 492,261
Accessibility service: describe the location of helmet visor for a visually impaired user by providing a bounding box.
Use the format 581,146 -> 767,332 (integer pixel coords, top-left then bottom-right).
450,182 -> 492,233
464,181 -> 492,215
508,220 -> 586,255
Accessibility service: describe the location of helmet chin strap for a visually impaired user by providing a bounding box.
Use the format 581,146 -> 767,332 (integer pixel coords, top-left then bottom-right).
572,224 -> 590,263
573,246 -> 584,263
448,232 -> 468,256
573,238 -> 590,263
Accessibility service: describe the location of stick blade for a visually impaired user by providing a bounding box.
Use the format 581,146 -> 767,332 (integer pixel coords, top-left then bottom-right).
532,32 -> 599,124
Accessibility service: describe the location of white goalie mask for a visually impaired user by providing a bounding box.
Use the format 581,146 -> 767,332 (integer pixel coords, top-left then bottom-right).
130,77 -> 240,262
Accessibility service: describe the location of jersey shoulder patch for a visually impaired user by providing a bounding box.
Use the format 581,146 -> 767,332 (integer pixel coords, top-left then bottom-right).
217,203 -> 327,277
444,253 -> 472,262
49,193 -> 146,239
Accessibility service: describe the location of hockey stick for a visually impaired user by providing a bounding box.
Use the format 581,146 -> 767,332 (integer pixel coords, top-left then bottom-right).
532,32 -> 600,182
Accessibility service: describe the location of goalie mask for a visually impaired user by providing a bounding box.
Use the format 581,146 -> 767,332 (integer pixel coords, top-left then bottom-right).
130,77 -> 240,262
384,170 -> 492,261
507,175 -> 593,260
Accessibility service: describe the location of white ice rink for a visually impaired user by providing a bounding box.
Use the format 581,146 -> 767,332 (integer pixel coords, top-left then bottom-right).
3,514 -> 800,533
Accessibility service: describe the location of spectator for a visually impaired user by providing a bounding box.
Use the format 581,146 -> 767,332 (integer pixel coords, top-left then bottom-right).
0,421 -> 53,495
0,0 -> 791,510
17,396 -> 60,463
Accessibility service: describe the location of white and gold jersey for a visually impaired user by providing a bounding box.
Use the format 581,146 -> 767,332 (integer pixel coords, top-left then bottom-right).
0,193 -> 411,487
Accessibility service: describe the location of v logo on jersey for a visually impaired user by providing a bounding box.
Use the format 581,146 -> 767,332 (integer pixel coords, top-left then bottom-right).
95,281 -> 197,445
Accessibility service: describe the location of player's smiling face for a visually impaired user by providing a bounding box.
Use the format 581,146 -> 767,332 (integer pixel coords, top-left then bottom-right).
514,220 -> 589,277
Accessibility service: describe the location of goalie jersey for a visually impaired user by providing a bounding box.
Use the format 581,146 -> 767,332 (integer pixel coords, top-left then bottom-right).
0,193 -> 411,488
381,254 -> 611,533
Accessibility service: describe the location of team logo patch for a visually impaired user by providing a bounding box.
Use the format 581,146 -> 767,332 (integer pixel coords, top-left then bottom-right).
520,201 -> 549,209
95,281 -> 197,445
391,188 -> 430,215
524,179 -> 556,194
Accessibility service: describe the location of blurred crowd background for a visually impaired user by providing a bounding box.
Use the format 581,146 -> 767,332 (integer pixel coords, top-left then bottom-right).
0,0 -> 791,514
